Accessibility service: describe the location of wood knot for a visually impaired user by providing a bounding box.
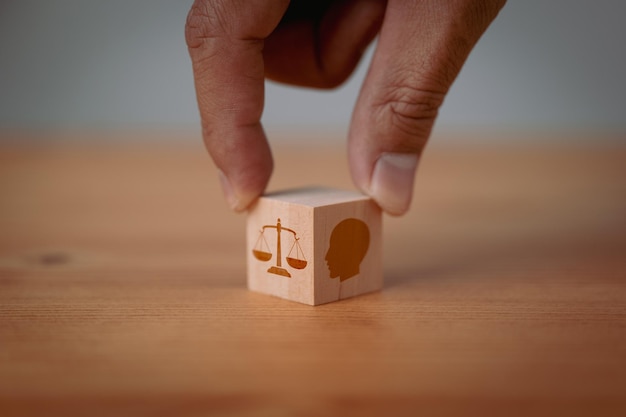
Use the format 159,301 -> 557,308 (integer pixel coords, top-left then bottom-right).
36,252 -> 70,266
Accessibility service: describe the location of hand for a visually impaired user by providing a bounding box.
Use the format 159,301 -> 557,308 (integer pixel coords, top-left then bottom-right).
186,0 -> 505,215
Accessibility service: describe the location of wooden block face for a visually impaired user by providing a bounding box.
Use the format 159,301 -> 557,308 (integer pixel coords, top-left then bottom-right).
247,187 -> 382,306
313,199 -> 382,305
247,196 -> 315,305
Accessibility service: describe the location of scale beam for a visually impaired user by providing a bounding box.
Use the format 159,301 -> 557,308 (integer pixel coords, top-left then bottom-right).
252,218 -> 307,278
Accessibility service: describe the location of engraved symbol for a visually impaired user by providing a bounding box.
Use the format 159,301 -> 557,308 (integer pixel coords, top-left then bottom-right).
252,218 -> 307,278
325,218 -> 370,282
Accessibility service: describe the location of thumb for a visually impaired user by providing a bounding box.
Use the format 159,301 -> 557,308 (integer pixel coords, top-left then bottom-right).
348,0 -> 505,215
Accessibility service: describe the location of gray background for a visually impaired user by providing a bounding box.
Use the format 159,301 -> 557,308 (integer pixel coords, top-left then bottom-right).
1,0 -> 625,138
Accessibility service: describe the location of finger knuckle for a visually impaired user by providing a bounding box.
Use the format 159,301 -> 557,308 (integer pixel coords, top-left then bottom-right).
185,1 -> 226,49
372,81 -> 445,152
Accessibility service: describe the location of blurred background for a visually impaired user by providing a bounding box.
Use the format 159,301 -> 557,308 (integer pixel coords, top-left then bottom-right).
0,0 -> 625,139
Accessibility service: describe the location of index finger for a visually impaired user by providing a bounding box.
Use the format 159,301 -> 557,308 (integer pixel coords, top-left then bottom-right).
186,0 -> 289,211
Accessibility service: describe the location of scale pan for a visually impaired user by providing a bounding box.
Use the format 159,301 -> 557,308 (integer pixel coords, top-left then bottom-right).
286,257 -> 307,269
253,250 -> 272,262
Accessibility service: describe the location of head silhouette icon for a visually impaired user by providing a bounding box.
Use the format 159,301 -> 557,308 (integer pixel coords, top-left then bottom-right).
325,218 -> 370,281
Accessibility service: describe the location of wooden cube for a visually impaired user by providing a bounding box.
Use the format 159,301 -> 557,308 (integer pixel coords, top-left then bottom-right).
246,187 -> 382,305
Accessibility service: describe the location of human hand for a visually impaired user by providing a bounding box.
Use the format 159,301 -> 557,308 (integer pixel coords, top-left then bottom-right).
186,0 -> 505,215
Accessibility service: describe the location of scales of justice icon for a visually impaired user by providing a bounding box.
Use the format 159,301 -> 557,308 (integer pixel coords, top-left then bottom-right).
252,218 -> 307,278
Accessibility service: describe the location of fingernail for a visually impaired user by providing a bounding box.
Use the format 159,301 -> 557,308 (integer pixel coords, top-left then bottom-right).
369,153 -> 419,215
217,170 -> 260,212
217,169 -> 241,211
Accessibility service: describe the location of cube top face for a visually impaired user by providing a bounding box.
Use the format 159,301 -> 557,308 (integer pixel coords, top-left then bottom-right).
247,188 -> 382,306
263,187 -> 370,207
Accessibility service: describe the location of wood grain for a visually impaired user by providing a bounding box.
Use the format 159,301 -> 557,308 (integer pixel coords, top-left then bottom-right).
1,132 -> 625,416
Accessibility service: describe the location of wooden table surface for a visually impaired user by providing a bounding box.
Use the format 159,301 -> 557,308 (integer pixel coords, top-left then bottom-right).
1,132 -> 625,416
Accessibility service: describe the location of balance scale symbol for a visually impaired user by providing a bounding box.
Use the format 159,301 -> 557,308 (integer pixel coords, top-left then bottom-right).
252,218 -> 307,278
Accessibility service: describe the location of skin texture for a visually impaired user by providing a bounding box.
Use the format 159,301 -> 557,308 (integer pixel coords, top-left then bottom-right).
186,0 -> 506,215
